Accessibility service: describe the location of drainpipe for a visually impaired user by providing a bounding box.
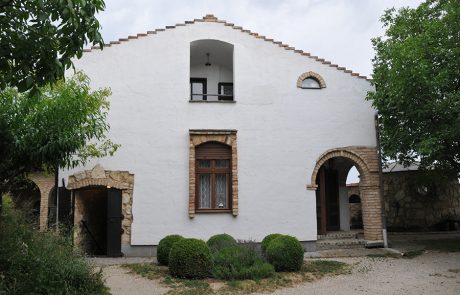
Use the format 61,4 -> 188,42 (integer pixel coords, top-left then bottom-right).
55,164 -> 59,230
375,113 -> 388,248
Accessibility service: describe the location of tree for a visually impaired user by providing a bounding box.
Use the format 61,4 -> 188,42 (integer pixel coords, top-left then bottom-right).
0,0 -> 105,92
0,72 -> 119,193
368,0 -> 460,176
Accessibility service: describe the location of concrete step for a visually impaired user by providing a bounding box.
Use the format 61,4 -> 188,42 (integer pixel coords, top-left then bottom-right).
316,238 -> 366,250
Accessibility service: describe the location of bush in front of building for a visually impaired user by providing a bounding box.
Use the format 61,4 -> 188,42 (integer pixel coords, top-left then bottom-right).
0,196 -> 108,294
266,235 -> 304,272
169,238 -> 213,279
212,245 -> 275,280
206,233 -> 237,252
157,234 -> 184,266
261,233 -> 282,255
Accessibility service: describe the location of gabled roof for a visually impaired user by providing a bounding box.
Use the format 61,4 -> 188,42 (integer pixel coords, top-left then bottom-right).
83,14 -> 371,81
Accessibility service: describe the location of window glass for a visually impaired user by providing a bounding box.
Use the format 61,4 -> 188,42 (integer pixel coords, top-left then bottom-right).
198,160 -> 211,168
215,159 -> 229,168
301,78 -> 321,89
215,174 -> 227,208
199,175 -> 211,208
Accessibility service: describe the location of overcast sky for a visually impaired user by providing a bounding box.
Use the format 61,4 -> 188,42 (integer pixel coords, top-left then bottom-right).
97,0 -> 423,78
96,0 -> 423,183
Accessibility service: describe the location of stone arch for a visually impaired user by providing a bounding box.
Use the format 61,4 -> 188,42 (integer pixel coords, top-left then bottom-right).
296,71 -> 326,88
307,147 -> 383,242
27,172 -> 55,230
67,164 -> 134,245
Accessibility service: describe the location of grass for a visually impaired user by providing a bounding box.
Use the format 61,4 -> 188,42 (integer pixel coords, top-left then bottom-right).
122,259 -> 350,295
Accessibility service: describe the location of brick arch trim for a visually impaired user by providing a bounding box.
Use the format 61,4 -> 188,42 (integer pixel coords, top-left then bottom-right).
296,71 -> 326,88
307,148 -> 370,190
67,177 -> 130,190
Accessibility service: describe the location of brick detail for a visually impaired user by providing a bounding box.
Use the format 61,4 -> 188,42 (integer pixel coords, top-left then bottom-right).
28,172 -> 55,231
296,71 -> 326,88
189,130 -> 238,218
307,147 -> 383,241
67,165 -> 134,244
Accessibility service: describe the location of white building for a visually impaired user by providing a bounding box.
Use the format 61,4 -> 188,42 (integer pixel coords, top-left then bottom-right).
36,15 -> 384,256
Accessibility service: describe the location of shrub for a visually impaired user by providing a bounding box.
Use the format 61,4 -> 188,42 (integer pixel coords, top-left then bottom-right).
261,233 -> 282,254
0,196 -> 108,294
157,235 -> 184,266
266,235 -> 304,272
207,233 -> 237,252
169,238 -> 213,279
212,245 -> 274,280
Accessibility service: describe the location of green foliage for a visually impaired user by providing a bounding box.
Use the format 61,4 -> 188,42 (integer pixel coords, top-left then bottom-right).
212,245 -> 275,280
207,233 -> 237,252
122,263 -> 164,280
0,0 -> 105,92
302,260 -> 348,274
0,196 -> 108,294
157,235 -> 184,266
368,0 -> 460,176
0,72 -> 118,192
261,233 -> 282,255
266,235 -> 304,272
169,238 -> 213,279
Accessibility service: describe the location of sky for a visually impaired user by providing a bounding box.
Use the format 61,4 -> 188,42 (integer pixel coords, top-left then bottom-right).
96,0 -> 424,183
97,0 -> 423,78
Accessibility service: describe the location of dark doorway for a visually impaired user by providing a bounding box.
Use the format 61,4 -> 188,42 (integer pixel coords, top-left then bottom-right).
75,187 -> 122,257
316,166 -> 340,235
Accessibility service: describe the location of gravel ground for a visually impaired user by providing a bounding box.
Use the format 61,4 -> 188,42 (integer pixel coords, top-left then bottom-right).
100,251 -> 460,295
261,252 -> 460,295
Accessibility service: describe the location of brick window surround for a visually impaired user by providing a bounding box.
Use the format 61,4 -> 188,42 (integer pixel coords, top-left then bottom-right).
296,71 -> 326,88
189,129 -> 238,218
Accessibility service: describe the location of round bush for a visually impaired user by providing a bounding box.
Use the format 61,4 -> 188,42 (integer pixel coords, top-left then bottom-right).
266,235 -> 304,272
207,233 -> 237,252
261,233 -> 282,254
169,238 -> 213,279
157,235 -> 184,266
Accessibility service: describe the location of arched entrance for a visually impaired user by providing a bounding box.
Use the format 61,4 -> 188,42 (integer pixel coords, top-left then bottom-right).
308,147 -> 383,242
67,164 -> 134,257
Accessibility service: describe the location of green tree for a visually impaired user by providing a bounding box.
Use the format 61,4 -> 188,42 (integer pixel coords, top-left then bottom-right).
0,72 -> 119,193
368,0 -> 460,176
0,0 -> 105,92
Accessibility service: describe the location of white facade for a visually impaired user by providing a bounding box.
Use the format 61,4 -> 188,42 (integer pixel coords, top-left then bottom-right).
61,17 -> 375,247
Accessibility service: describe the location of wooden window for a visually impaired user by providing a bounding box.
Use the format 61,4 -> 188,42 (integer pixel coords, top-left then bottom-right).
190,78 -> 207,100
195,142 -> 232,212
218,82 -> 234,101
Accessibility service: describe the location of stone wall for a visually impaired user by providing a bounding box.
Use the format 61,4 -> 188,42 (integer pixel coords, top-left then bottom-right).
28,172 -> 55,230
383,171 -> 460,231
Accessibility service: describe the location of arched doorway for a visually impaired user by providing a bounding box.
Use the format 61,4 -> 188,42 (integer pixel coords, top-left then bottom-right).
9,178 -> 41,226
308,148 -> 383,242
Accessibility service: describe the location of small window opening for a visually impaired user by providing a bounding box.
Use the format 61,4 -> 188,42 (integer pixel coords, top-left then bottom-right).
301,78 -> 321,89
190,40 -> 234,101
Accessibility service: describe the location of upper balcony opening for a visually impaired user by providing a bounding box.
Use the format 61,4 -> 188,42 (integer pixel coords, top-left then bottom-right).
190,40 -> 234,102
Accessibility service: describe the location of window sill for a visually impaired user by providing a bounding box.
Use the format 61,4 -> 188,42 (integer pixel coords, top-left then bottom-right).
195,209 -> 233,213
189,100 -> 236,103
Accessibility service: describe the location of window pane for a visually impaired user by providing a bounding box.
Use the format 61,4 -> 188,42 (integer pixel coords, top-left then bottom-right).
215,159 -> 229,168
199,175 -> 211,208
191,82 -> 205,100
215,174 -> 227,209
301,78 -> 321,88
198,160 -> 211,168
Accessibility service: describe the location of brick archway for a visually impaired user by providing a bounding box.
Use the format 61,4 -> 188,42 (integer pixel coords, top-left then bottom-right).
307,147 -> 383,242
67,165 -> 134,245
28,172 -> 55,231
296,71 -> 326,88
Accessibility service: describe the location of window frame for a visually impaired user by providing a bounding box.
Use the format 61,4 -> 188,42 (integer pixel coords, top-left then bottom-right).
300,77 -> 321,89
217,82 -> 234,101
190,77 -> 207,101
189,130 -> 238,218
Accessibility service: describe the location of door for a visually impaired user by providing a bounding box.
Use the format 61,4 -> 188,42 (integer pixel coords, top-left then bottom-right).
106,188 -> 123,257
325,169 -> 340,231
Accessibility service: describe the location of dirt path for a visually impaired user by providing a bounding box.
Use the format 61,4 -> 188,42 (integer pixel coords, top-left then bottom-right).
100,252 -> 460,295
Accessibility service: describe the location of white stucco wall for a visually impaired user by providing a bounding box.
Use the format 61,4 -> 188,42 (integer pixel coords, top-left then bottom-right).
61,21 -> 375,245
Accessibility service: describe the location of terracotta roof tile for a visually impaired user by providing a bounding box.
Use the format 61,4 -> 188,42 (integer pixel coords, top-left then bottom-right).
83,14 -> 370,80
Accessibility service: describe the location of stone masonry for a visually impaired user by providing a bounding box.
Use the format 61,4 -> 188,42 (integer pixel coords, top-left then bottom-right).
28,172 -> 55,231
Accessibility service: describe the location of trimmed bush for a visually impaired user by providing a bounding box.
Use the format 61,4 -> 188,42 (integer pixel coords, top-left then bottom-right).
157,234 -> 184,266
169,238 -> 213,279
261,233 -> 282,254
212,245 -> 274,280
266,235 -> 304,272
207,233 -> 237,252
0,196 -> 108,294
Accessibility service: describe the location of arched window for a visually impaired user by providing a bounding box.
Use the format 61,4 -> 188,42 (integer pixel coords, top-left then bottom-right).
296,71 -> 326,89
195,142 -> 232,211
